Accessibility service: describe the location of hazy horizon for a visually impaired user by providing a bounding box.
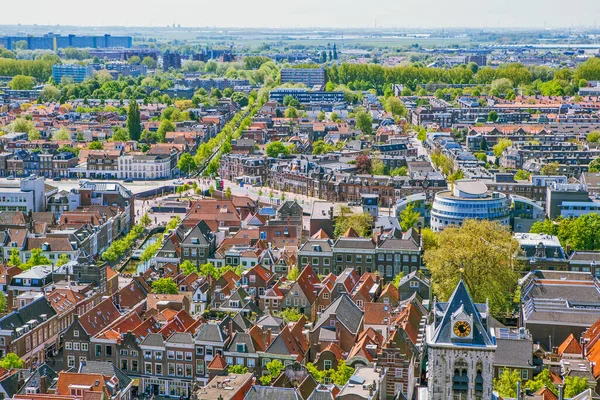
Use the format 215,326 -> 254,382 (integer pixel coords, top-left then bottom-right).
1,0 -> 600,30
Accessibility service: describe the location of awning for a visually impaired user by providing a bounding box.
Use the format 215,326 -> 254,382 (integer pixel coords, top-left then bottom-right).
131,379 -> 140,387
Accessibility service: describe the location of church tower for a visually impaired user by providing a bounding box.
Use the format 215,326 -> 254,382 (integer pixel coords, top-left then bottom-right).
422,280 -> 496,400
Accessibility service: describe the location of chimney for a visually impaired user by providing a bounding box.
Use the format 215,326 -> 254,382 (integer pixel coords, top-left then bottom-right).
40,375 -> 48,394
266,328 -> 272,347
229,320 -> 233,337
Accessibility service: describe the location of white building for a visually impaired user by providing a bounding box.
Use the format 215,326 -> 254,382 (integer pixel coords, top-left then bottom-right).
118,154 -> 172,180
0,175 -> 46,213
430,180 -> 510,232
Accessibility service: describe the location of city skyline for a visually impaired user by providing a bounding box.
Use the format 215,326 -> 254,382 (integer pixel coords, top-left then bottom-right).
1,0 -> 600,29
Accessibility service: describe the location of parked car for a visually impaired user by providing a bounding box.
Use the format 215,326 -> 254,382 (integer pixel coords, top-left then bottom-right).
124,178 -> 134,183
52,177 -> 62,181
173,179 -> 184,186
7,175 -> 14,180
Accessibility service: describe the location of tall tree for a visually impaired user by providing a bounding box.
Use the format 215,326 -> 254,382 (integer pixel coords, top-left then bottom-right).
127,100 -> 142,141
493,369 -> 521,398
423,220 -> 522,317
151,278 -> 179,294
400,203 -> 420,232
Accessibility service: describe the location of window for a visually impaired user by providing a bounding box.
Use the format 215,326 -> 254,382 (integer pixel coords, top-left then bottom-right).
145,362 -> 152,375
176,351 -> 183,360
323,293 -> 329,300
346,255 -> 352,262
168,363 -> 175,376
105,346 -> 112,356
312,258 -> 319,266
185,364 -> 192,377
324,360 -> 332,370
356,300 -> 364,308
197,360 -> 205,375
155,351 -> 163,360
73,342 -> 80,350
301,257 -> 308,265
132,360 -> 138,372
247,358 -> 255,368
236,357 -> 244,366
168,350 -> 175,359
120,349 -> 129,356
177,364 -> 183,376
65,342 -> 72,350
226,356 -> 233,365
121,360 -> 128,371
95,345 -> 102,357
410,281 -> 419,288
155,363 -> 162,375
395,368 -> 403,378
185,352 -> 192,361
196,347 -> 204,356
521,370 -> 529,380
74,330 -> 79,337
205,347 -> 213,356
395,383 -> 404,395
67,356 -> 75,367
144,351 -> 152,360
356,255 -> 362,263
81,343 -> 88,351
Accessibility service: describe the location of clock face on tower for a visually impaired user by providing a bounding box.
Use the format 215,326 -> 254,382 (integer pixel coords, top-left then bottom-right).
453,321 -> 471,337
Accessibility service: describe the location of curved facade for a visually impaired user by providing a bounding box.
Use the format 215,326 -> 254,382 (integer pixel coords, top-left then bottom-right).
430,180 -> 510,232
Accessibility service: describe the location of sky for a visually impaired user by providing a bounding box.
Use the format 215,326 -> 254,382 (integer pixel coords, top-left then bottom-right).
1,0 -> 600,29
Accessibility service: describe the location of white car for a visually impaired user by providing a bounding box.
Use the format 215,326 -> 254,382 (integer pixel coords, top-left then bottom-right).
172,179 -> 184,186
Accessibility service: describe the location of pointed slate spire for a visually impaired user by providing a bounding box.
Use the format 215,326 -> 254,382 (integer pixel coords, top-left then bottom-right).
431,280 -> 494,346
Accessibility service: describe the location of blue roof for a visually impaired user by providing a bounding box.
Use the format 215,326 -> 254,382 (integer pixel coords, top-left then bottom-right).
258,207 -> 276,216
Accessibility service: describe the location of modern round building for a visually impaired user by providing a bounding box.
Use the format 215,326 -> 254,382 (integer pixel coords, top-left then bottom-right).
430,180 -> 510,232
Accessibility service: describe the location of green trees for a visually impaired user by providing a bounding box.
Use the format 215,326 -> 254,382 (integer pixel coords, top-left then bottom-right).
312,140 -> 334,155
588,131 -> 600,143
266,141 -> 290,158
278,308 -> 303,323
564,376 -> 588,398
225,187 -> 232,198
493,369 -> 521,398
228,365 -> 248,374
0,353 -> 23,370
355,110 -> 373,135
141,57 -> 157,69
524,369 -> 556,395
371,157 -> 386,175
157,120 -> 176,143
112,127 -> 130,142
140,241 -> 161,263
0,292 -> 6,314
390,166 -> 408,176
180,260 -> 197,275
493,138 -> 512,157
39,85 -> 61,102
56,254 -> 71,267
589,158 -> 600,173
140,213 -> 152,227
430,151 -> 455,176
287,266 -> 300,281
88,141 -> 104,150
259,360 -> 285,385
101,224 -> 145,263
384,97 -> 407,117
177,153 -> 197,175
284,107 -> 298,118
333,207 -> 373,238
531,214 -> 600,251
399,203 -> 420,232
8,75 -> 35,90
423,220 -> 522,318
52,127 -> 71,141
306,361 -> 355,385
126,100 -> 142,141
514,170 -> 531,181
540,161 -> 560,176
151,278 -> 179,294
22,249 -> 51,271
8,248 -> 21,267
